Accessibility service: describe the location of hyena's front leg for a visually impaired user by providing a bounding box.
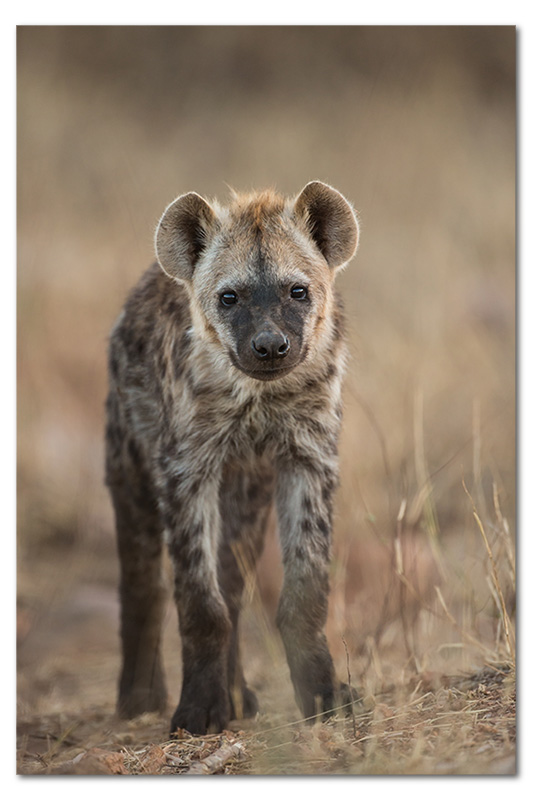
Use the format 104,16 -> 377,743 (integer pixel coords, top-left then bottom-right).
275,459 -> 341,720
218,464 -> 275,720
162,471 -> 232,736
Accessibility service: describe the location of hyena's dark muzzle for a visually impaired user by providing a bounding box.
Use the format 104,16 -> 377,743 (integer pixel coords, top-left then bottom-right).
230,322 -> 299,381
226,298 -> 309,382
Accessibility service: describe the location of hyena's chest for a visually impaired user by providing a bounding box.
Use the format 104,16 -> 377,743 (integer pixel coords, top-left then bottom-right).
171,388 -> 301,472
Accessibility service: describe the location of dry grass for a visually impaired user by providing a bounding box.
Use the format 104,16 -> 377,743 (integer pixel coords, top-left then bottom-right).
17,26 -> 515,776
17,664 -> 515,775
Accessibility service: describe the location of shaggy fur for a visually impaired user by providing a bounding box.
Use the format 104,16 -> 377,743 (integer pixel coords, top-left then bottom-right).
105,181 -> 359,734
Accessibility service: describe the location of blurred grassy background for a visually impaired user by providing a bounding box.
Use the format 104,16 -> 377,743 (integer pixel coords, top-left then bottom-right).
17,26 -> 515,723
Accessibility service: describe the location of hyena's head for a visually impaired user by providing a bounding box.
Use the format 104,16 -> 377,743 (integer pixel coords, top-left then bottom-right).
155,181 -> 359,382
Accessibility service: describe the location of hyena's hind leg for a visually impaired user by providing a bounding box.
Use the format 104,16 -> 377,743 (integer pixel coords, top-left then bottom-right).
106,425 -> 168,718
218,464 -> 275,720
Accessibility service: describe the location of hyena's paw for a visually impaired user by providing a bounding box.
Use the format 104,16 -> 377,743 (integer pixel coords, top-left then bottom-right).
299,681 -> 362,721
283,642 -> 329,719
117,660 -> 167,718
229,684 -> 259,720
288,644 -> 361,722
336,682 -> 362,715
170,686 -> 231,736
117,684 -> 168,719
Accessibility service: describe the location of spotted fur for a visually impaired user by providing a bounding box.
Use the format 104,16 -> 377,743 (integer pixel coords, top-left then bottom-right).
105,181 -> 359,734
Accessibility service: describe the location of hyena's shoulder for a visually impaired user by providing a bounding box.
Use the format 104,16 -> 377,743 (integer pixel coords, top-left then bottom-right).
109,263 -> 190,377
106,263 -> 194,455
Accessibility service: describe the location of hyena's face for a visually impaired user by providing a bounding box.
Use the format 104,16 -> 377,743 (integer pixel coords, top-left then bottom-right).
194,221 -> 336,382
155,182 -> 359,382
205,263 -> 320,382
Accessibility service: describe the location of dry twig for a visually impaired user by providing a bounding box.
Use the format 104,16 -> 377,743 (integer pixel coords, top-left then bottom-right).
183,739 -> 245,774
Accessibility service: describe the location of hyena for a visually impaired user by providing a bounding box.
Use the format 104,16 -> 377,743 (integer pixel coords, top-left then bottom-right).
105,181 -> 359,735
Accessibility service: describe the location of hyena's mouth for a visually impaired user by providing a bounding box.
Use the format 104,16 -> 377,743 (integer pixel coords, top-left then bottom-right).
246,365 -> 294,382
227,350 -> 296,382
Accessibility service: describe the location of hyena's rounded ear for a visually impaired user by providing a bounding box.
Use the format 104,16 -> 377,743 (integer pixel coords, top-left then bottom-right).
293,181 -> 359,270
155,192 -> 218,282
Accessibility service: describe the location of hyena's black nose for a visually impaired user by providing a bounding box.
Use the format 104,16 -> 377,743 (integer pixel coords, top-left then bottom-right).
251,331 -> 291,360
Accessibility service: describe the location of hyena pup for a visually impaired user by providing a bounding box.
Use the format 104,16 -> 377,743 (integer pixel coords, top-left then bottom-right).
105,181 -> 359,735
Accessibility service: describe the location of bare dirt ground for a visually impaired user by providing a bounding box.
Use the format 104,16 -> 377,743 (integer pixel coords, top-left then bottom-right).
18,646 -> 515,776
17,535 -> 515,776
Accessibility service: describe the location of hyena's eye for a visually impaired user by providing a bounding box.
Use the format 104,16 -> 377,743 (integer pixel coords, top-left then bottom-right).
290,285 -> 308,300
220,291 -> 238,306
